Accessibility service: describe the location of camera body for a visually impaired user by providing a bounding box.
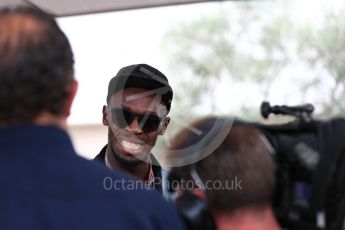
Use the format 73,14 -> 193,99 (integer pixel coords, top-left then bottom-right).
248,102 -> 345,230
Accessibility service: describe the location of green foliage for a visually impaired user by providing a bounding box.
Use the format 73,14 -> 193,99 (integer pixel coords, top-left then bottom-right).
162,1 -> 345,122
296,10 -> 345,117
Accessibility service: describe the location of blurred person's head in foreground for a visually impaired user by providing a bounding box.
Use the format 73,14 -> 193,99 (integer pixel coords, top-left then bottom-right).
0,6 -> 77,128
169,117 -> 280,230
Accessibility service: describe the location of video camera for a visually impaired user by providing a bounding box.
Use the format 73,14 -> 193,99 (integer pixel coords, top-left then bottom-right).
170,101 -> 345,230
249,101 -> 345,230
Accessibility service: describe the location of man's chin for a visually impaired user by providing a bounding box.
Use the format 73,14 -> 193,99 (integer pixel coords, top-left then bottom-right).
118,141 -> 151,162
110,141 -> 151,169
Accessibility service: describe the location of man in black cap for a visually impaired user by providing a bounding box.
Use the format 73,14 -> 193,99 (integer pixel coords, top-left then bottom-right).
95,64 -> 173,193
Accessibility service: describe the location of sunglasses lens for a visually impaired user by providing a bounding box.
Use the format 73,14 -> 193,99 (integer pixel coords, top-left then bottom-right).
110,107 -> 162,133
111,108 -> 133,128
140,114 -> 161,133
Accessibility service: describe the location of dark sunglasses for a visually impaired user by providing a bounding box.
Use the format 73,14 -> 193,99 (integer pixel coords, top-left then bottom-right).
109,106 -> 164,133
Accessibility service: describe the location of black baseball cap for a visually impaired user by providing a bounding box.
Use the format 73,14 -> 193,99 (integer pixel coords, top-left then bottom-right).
107,64 -> 173,112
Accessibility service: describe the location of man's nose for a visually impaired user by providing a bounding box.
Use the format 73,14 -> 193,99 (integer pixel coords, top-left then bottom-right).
126,116 -> 143,134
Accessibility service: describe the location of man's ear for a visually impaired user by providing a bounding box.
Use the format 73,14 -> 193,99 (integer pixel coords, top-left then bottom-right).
159,117 -> 170,135
102,105 -> 110,126
63,79 -> 78,117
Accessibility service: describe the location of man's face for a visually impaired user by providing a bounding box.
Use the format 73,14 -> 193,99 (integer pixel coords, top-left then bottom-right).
103,88 -> 170,165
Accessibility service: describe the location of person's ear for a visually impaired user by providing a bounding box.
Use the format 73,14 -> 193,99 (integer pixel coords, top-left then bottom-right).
159,117 -> 170,135
102,105 -> 110,126
63,79 -> 78,117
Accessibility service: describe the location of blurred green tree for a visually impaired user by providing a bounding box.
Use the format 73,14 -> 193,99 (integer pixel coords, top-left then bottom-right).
297,9 -> 345,117
162,1 -> 345,122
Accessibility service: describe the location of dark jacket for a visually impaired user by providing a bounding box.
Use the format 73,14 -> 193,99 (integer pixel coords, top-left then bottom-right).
94,145 -> 163,193
0,124 -> 184,230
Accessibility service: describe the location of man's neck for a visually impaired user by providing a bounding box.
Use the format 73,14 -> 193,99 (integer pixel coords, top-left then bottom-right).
0,113 -> 67,129
34,112 -> 67,130
105,147 -> 151,182
215,206 -> 280,230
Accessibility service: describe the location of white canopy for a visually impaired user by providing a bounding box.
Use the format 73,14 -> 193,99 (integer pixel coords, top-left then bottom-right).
0,0 -> 219,17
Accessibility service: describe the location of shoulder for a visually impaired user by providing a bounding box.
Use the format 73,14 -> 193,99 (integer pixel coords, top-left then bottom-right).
77,157 -> 185,230
93,145 -> 107,162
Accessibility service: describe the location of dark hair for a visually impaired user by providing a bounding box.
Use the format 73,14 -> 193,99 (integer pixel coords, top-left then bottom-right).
170,117 -> 275,214
0,6 -> 74,125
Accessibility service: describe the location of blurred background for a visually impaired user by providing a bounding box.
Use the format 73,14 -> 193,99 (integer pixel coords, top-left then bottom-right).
53,0 -> 345,159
